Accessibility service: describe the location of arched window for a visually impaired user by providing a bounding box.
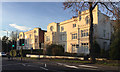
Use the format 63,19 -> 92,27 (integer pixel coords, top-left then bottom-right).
34,30 -> 37,33
85,16 -> 89,24
50,26 -> 54,31
79,16 -> 81,21
20,34 -> 22,37
61,26 -> 64,31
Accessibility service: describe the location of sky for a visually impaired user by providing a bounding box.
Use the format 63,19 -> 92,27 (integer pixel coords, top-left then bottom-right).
1,2 -> 75,37
1,2 -> 119,38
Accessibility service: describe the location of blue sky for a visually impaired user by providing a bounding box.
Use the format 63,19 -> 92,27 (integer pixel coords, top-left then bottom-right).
1,2 -> 116,37
1,2 -> 75,37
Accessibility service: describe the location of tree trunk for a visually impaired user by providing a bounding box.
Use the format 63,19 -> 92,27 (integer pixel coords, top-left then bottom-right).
89,2 -> 96,63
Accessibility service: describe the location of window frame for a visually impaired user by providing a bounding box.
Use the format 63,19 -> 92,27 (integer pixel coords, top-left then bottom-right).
61,26 -> 64,31
50,26 -> 54,31
85,16 -> 89,24
81,29 -> 89,37
79,16 -> 81,21
73,24 -> 76,28
72,33 -> 77,39
46,36 -> 50,41
34,30 -> 37,33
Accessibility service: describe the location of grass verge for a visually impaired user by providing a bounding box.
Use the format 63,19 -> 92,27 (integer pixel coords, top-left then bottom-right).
50,59 -> 120,66
14,57 -> 120,66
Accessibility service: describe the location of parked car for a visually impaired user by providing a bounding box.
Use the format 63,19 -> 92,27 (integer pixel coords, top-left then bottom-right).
0,52 -> 7,57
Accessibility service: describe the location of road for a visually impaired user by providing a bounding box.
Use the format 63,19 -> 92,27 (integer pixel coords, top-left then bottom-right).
1,57 -> 116,72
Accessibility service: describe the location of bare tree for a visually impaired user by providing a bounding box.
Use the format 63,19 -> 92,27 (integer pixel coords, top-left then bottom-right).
9,31 -> 19,50
10,31 -> 17,41
63,0 -> 120,63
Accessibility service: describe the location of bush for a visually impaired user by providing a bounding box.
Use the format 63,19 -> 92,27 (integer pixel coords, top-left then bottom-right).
100,49 -> 109,58
46,44 -> 64,56
91,40 -> 101,58
32,49 -> 43,55
16,49 -> 43,57
110,37 -> 120,60
109,18 -> 120,60
64,52 -> 77,57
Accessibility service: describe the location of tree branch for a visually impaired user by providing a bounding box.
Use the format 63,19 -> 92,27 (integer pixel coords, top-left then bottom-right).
110,2 -> 120,12
100,2 -> 113,13
92,2 -> 98,10
80,2 -> 85,11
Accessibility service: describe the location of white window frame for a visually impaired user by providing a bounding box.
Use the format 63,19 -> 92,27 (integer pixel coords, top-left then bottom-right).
72,33 -> 77,39
81,29 -> 89,37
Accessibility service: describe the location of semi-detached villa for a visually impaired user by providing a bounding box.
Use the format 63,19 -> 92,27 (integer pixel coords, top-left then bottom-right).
17,6 -> 113,55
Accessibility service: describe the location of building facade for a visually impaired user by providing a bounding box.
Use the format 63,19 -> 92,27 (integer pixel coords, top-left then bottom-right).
17,28 -> 46,50
44,6 -> 113,55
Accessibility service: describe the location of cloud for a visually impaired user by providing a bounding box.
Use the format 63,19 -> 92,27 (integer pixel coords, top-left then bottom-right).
9,24 -> 31,31
0,30 -> 10,37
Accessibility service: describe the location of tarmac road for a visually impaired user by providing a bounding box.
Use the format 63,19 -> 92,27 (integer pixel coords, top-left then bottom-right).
1,57 -> 118,72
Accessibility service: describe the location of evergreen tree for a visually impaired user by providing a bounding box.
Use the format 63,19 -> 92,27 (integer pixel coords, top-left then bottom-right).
110,18 -> 120,60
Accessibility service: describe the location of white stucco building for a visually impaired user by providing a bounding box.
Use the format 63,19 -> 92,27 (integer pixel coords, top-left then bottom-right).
44,6 -> 113,55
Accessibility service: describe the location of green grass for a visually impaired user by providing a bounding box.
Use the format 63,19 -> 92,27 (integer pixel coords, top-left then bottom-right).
50,59 -> 91,64
14,57 -> 120,66
96,60 -> 120,66
50,59 -> 120,66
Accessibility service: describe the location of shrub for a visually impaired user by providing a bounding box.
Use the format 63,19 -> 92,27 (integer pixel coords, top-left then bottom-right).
92,40 -> 101,58
100,49 -> 109,58
16,49 -> 43,57
64,52 -> 78,57
46,44 -> 64,56
109,18 -> 120,60
110,37 -> 120,60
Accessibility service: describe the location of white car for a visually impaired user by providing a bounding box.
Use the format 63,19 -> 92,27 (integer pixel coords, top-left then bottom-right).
0,52 -> 7,57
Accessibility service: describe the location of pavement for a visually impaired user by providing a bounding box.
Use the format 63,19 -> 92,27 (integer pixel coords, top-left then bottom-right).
1,57 -> 120,72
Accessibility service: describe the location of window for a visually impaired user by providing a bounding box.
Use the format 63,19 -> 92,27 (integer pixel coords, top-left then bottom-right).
61,26 -> 64,31
76,44 -> 79,48
72,33 -> 77,39
73,24 -> 76,28
103,30 -> 106,37
53,35 -> 55,41
25,40 -> 27,45
103,42 -> 107,49
85,16 -> 89,24
81,43 -> 89,53
46,36 -> 50,41
81,29 -> 89,37
79,16 -> 81,21
35,38 -> 37,43
60,34 -> 66,41
72,44 -> 78,53
29,34 -> 31,38
108,33 -> 109,39
20,34 -> 22,37
35,36 -> 38,43
81,43 -> 88,46
50,26 -> 54,31
60,35 -> 62,40
34,30 -> 37,33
